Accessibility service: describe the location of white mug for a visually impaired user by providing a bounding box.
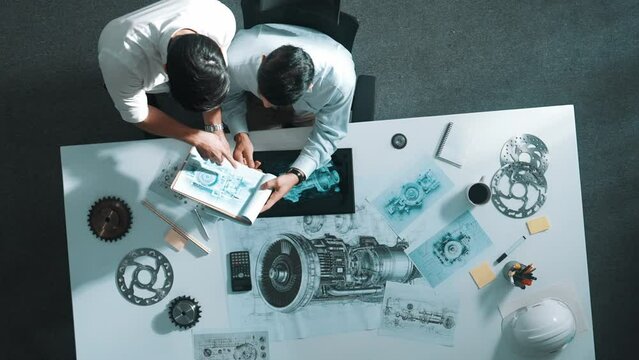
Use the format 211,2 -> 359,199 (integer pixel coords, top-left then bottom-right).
466,176 -> 491,205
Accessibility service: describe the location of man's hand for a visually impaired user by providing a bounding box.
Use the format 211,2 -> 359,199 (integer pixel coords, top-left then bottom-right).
260,173 -> 299,212
192,131 -> 238,167
233,132 -> 261,169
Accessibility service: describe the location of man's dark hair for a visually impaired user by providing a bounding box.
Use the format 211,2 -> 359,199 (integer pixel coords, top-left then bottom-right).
166,34 -> 230,112
258,45 -> 314,106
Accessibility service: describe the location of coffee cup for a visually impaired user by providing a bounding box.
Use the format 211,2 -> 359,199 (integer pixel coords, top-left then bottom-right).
466,176 -> 491,205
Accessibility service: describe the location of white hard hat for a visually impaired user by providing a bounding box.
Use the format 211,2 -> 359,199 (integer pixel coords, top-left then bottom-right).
505,298 -> 577,355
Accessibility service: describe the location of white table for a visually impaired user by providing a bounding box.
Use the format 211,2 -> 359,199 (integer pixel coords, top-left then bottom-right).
61,105 -> 595,359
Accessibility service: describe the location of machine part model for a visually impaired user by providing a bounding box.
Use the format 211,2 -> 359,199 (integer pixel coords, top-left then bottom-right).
384,170 -> 441,215
384,297 -> 456,329
491,162 -> 548,218
168,295 -> 201,329
433,232 -> 471,266
88,196 -> 132,242
500,134 -> 550,174
116,248 -> 173,306
283,166 -> 340,203
256,233 -> 421,313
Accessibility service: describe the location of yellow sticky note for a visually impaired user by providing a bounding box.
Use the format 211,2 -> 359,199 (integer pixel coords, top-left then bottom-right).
527,216 -> 550,235
165,228 -> 187,251
470,262 -> 496,289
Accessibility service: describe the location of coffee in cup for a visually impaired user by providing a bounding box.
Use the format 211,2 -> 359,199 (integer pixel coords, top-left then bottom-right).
467,176 -> 491,205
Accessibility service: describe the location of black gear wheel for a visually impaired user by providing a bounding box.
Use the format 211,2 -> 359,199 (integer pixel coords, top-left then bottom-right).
168,296 -> 201,329
88,196 -> 132,242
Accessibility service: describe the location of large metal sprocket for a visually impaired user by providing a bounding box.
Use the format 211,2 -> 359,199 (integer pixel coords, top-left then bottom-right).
88,196 -> 132,242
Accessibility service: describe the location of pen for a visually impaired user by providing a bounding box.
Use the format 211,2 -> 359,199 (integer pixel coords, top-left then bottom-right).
522,263 -> 534,274
193,208 -> 210,240
495,236 -> 527,264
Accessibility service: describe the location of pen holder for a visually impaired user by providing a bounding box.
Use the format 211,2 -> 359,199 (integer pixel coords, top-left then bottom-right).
503,261 -> 537,289
502,261 -> 524,282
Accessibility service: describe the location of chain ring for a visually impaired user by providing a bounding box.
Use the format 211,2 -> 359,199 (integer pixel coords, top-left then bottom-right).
490,162 -> 547,218
168,295 -> 201,329
88,196 -> 132,242
500,134 -> 550,174
116,248 -> 173,306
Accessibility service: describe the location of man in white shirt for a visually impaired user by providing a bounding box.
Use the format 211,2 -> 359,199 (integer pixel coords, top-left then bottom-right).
99,0 -> 237,165
222,24 -> 356,211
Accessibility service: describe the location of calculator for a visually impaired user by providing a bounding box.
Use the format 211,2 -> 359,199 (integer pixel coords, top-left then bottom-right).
229,251 -> 252,292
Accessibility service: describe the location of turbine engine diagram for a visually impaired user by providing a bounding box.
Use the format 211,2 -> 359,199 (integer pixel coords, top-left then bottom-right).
256,233 -> 421,313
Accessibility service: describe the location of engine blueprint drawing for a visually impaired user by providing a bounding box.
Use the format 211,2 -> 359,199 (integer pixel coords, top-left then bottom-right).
255,233 -> 420,313
177,154 -> 256,212
372,159 -> 453,234
379,283 -> 459,346
193,330 -> 269,360
408,211 -> 492,287
221,201 -> 420,340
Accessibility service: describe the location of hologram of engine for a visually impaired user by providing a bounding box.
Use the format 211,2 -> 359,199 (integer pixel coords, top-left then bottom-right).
256,148 -> 355,217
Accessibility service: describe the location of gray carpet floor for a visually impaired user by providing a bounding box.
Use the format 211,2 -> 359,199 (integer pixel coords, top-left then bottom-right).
0,0 -> 637,358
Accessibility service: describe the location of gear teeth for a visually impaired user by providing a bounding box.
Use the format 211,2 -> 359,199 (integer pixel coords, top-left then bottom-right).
168,295 -> 202,330
88,196 -> 133,242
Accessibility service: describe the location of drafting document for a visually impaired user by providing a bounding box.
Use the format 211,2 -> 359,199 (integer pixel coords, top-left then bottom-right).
193,329 -> 270,360
144,150 -> 221,245
372,158 -> 453,234
408,211 -> 492,287
220,201 -> 422,340
380,282 -> 459,346
171,147 -> 276,225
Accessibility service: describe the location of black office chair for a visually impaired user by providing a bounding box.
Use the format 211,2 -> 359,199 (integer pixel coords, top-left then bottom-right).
241,0 -> 376,122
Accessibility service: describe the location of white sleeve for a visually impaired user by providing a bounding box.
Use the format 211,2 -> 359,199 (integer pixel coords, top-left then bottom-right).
221,82 -> 249,135
291,83 -> 355,177
98,50 -> 149,123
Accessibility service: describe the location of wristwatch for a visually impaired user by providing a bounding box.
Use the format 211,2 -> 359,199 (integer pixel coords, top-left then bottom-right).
204,123 -> 224,133
287,167 -> 307,184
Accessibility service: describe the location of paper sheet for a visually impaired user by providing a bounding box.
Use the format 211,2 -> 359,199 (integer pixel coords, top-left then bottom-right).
379,282 -> 459,346
193,329 -> 270,360
371,158 -> 453,234
408,211 -> 493,287
220,201 -> 421,341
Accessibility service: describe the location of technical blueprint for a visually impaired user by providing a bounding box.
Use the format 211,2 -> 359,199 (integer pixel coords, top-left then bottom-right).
372,159 -> 453,234
380,282 -> 459,346
193,329 -> 269,360
172,147 -> 274,218
408,211 -> 492,287
220,201 -> 421,341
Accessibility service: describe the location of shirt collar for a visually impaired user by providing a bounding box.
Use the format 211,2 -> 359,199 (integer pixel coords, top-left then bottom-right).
159,26 -> 183,65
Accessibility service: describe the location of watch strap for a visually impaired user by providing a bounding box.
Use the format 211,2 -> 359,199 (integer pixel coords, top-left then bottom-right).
287,167 -> 307,183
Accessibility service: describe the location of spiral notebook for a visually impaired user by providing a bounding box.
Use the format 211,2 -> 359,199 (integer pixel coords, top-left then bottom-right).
435,122 -> 467,168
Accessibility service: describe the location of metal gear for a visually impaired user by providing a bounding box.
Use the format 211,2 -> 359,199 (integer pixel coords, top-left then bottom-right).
500,134 -> 550,174
88,196 -> 132,242
116,248 -> 173,306
168,296 -> 202,329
